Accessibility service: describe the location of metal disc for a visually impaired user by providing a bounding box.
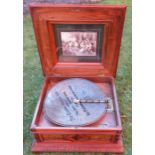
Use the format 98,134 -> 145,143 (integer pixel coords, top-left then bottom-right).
44,78 -> 107,126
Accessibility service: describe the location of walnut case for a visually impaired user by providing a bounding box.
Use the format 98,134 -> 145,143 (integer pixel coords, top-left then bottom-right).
29,4 -> 126,153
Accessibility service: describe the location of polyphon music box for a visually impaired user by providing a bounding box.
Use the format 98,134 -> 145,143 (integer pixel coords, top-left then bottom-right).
29,4 -> 126,153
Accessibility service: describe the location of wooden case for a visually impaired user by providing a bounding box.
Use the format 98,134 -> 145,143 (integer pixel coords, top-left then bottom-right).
29,4 -> 126,153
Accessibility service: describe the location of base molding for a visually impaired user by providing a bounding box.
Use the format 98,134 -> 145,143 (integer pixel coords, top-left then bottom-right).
32,137 -> 124,153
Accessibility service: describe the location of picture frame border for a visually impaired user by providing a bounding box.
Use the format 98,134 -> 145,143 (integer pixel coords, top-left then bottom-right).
54,24 -> 104,62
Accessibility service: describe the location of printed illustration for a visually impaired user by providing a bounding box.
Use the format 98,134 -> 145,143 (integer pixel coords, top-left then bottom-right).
61,32 -> 97,56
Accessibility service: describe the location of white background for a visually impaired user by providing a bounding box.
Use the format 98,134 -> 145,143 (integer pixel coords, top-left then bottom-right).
0,0 -> 155,155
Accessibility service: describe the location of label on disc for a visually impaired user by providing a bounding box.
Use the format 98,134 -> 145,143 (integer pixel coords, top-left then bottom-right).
43,78 -> 107,126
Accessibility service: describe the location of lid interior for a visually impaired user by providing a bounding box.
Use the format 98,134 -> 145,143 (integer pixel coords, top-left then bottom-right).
30,4 -> 126,77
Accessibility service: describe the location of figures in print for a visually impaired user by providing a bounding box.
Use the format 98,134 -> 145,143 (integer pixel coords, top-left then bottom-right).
61,32 -> 97,56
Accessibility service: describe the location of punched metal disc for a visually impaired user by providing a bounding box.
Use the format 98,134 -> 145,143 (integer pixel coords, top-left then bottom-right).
44,78 -> 107,126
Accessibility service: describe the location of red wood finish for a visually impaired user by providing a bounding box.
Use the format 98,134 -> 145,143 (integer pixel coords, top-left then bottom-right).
30,76 -> 123,153
32,136 -> 123,153
30,4 -> 126,77
29,4 -> 126,153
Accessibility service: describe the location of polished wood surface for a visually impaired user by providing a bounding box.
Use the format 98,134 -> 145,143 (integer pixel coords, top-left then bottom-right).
29,4 -> 126,153
32,136 -> 124,153
30,76 -> 123,153
30,4 -> 126,77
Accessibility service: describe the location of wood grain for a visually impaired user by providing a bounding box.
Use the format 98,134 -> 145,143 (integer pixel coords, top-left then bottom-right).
30,76 -> 123,153
29,4 -> 126,153
30,4 -> 126,77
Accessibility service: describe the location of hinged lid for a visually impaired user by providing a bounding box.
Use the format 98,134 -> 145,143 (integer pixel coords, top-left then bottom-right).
30,4 -> 126,77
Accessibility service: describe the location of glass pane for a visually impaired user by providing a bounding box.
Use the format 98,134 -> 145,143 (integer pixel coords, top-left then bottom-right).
54,24 -> 104,63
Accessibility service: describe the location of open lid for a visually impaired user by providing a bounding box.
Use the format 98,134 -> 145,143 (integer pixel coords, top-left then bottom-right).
30,4 -> 126,77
